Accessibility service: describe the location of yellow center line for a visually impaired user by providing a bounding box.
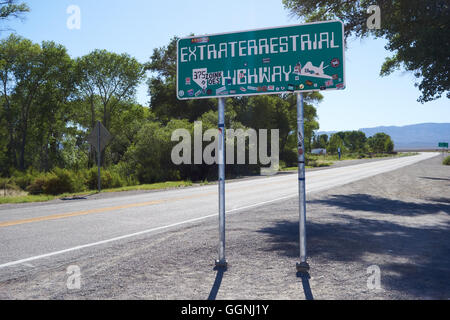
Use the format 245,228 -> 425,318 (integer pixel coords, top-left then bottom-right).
0,178 -> 295,228
0,200 -> 164,228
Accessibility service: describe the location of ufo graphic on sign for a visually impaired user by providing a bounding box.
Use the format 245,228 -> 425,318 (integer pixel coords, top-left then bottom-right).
294,61 -> 333,80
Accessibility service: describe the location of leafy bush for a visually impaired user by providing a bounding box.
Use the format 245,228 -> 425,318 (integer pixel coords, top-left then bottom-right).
85,167 -> 127,190
26,175 -> 47,195
110,163 -> 138,186
27,169 -> 85,195
443,156 -> 450,166
11,166 -> 132,196
367,133 -> 395,153
280,149 -> 298,167
124,121 -> 185,184
306,158 -> 317,167
0,177 -> 21,192
10,169 -> 39,190
47,168 -> 85,195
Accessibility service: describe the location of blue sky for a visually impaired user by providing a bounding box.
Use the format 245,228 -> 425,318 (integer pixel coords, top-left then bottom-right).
2,0 -> 449,131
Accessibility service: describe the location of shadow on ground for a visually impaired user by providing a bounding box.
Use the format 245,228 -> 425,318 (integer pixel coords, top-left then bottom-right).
297,272 -> 314,300
208,267 -> 226,300
419,176 -> 450,182
309,194 -> 450,216
258,194 -> 450,299
427,197 -> 450,204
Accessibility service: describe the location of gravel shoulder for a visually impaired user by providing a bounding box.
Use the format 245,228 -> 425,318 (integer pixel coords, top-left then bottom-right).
0,155 -> 448,300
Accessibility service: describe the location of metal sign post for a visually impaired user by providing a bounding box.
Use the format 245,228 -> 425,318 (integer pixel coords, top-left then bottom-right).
216,97 -> 228,268
296,93 -> 310,273
97,121 -> 101,192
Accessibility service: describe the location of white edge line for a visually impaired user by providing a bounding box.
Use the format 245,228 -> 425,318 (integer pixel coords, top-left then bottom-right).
0,194 -> 297,269
0,153 -> 436,269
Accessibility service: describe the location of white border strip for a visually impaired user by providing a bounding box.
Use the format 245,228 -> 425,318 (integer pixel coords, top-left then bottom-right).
0,194 -> 297,269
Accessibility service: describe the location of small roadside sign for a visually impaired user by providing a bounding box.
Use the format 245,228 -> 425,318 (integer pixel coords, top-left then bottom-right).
86,121 -> 113,192
438,142 -> 448,148
87,121 -> 112,152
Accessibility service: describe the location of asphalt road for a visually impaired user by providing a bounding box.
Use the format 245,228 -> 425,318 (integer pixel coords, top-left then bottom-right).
0,152 -> 445,299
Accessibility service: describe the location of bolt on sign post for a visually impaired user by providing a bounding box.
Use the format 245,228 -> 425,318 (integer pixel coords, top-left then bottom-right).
177,20 -> 346,271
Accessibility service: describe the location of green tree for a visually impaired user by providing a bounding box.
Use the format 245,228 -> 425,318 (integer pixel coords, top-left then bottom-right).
312,133 -> 329,149
147,37 -> 217,123
147,37 -> 322,168
0,35 -> 74,171
283,0 -> 449,103
331,131 -> 365,153
367,133 -> 394,153
76,50 -> 146,131
0,0 -> 29,30
107,101 -> 153,165
343,130 -> 367,153
282,93 -> 321,155
229,93 -> 321,161
75,50 -> 146,168
124,120 -> 192,183
327,133 -> 345,154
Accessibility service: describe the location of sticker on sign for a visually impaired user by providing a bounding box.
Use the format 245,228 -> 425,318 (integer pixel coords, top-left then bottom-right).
177,20 -> 345,100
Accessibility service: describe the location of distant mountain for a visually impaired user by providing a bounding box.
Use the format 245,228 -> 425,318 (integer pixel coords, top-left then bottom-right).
317,123 -> 450,150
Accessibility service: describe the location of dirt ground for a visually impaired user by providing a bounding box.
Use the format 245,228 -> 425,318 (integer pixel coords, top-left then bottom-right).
0,155 -> 448,300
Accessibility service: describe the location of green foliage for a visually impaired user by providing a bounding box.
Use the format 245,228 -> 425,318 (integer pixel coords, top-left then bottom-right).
282,0 -> 449,103
0,34 -> 76,172
327,134 -> 345,154
75,50 -> 146,131
0,34 -> 326,194
25,175 -> 46,195
337,131 -> 367,153
367,133 -> 395,153
26,169 -> 79,195
443,156 -> 450,166
0,176 -> 20,191
124,121 -> 184,183
85,167 -> 127,190
0,194 -> 55,205
280,148 -> 298,167
0,1 -> 29,23
10,168 -> 39,190
22,167 -> 134,195
109,162 -> 139,186
321,131 -> 394,155
44,169 -> 78,195
312,134 -> 329,149
147,37 -> 222,123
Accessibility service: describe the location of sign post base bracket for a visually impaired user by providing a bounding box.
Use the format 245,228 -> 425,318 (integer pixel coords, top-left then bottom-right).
215,260 -> 228,270
296,262 -> 310,273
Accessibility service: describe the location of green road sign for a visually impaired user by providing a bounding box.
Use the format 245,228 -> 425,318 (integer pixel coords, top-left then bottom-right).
438,142 -> 448,148
177,20 -> 345,100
